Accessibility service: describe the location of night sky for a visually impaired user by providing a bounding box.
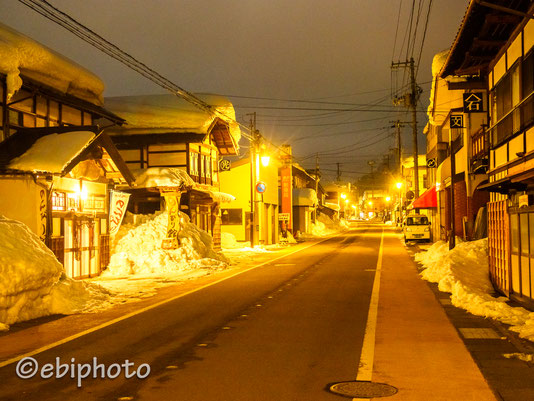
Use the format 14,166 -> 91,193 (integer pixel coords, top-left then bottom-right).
2,0 -> 468,181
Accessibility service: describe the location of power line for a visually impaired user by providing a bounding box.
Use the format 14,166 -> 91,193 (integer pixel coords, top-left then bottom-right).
415,0 -> 434,79
17,0 -> 255,140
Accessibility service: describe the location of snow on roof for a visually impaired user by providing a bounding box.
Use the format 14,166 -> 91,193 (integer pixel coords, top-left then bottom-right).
133,167 -> 196,188
132,167 -> 235,203
0,22 -> 105,105
8,131 -> 96,174
292,188 -> 317,206
105,93 -> 241,148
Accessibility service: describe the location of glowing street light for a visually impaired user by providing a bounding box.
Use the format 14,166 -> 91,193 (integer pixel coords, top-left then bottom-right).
396,182 -> 403,189
261,155 -> 270,166
386,196 -> 391,202
341,193 -> 347,199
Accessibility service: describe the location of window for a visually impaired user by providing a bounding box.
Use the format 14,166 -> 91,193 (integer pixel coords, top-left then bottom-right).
491,54 -> 534,146
52,191 -> 66,211
406,216 -> 429,225
221,209 -> 242,225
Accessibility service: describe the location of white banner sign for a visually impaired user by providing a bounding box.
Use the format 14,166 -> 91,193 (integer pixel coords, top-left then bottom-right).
109,190 -> 131,236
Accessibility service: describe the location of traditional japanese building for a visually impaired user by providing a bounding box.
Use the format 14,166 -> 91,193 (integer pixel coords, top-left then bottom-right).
103,94 -> 241,249
0,23 -> 133,279
440,0 -> 534,307
426,48 -> 489,242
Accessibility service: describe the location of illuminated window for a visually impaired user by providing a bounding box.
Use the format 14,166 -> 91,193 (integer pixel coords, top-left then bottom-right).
51,191 -> 66,211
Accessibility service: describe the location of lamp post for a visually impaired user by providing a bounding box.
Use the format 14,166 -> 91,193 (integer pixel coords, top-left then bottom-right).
396,181 -> 403,225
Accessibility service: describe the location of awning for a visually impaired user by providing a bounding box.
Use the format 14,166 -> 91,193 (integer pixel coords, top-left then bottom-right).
410,185 -> 437,209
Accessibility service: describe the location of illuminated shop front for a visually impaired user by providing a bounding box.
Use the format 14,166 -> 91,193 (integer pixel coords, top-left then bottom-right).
0,126 -> 134,279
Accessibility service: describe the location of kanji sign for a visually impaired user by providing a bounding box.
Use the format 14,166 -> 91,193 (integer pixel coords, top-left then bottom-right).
219,158 -> 231,171
109,190 -> 131,236
450,115 -> 464,129
463,93 -> 483,113
278,213 -> 290,221
162,192 -> 180,249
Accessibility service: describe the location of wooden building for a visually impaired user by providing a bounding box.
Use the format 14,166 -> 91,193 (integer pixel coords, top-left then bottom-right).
440,0 -> 534,307
0,126 -> 133,279
104,94 -> 241,249
0,23 -> 133,278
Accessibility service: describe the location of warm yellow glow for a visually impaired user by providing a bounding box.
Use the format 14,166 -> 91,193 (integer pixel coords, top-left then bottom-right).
368,201 -> 373,206
261,155 -> 270,166
396,182 -> 402,189
386,196 -> 391,202
77,185 -> 88,201
341,193 -> 347,199
345,199 -> 349,204
351,205 -> 357,209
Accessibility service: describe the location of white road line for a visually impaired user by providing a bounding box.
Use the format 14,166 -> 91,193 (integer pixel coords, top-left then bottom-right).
354,228 -> 384,400
0,235 -> 339,369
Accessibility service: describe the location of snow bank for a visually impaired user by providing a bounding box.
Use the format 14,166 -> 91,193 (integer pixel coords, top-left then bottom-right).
221,232 -> 241,249
299,213 -> 347,239
415,239 -> 534,341
0,215 -> 110,331
0,22 -> 104,104
106,211 -> 227,276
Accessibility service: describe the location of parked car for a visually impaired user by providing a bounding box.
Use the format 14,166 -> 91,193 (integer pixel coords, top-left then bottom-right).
403,214 -> 431,242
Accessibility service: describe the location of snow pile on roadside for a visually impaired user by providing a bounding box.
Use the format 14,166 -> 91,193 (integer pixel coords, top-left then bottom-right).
279,230 -> 297,244
221,232 -> 241,249
415,239 -> 534,341
0,216 -> 110,331
301,213 -> 347,238
106,211 -> 227,276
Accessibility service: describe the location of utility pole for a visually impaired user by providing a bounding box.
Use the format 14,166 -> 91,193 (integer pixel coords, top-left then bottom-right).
392,58 -> 421,199
409,57 -> 420,199
247,112 -> 258,246
390,120 -> 404,174
336,163 -> 341,182
315,153 -> 319,223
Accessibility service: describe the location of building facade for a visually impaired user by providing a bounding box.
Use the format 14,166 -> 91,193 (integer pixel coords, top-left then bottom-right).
439,0 -> 534,307
104,94 -> 241,249
0,23 -> 132,279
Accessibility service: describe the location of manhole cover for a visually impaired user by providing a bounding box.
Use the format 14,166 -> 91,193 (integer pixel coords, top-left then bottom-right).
329,381 -> 398,398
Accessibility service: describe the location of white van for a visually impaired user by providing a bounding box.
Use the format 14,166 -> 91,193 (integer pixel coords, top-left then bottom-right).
403,214 -> 431,242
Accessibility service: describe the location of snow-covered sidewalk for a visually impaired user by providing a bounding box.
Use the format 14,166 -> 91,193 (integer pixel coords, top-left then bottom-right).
415,239 -> 534,342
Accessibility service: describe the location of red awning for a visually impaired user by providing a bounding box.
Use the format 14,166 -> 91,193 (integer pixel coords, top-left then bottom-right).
410,185 -> 437,209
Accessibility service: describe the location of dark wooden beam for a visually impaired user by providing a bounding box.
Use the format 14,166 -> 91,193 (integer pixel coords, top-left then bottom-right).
447,80 -> 487,90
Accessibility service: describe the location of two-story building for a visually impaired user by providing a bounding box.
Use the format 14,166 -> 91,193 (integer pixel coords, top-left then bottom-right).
439,0 -> 534,307
0,23 -> 133,279
104,94 -> 241,248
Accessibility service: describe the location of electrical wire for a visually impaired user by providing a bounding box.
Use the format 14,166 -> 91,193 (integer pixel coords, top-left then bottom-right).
17,0 -> 255,140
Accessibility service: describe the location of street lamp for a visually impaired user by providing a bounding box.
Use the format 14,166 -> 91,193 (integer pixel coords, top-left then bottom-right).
261,154 -> 270,167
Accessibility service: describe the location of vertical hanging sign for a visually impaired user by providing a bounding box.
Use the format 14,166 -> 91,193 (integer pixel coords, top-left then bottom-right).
39,189 -> 47,241
162,191 -> 180,249
280,165 -> 292,229
109,190 -> 130,236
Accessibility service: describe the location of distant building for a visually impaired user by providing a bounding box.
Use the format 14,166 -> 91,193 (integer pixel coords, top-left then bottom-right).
219,155 -> 279,245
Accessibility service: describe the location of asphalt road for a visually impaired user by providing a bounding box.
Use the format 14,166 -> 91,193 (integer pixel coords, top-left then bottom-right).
0,225 -> 382,401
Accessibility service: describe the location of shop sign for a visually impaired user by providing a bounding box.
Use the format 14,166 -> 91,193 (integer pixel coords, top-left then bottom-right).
162,192 -> 180,249
279,213 -> 290,221
463,93 -> 483,113
109,191 -> 131,236
39,189 -> 47,241
280,166 -> 292,227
